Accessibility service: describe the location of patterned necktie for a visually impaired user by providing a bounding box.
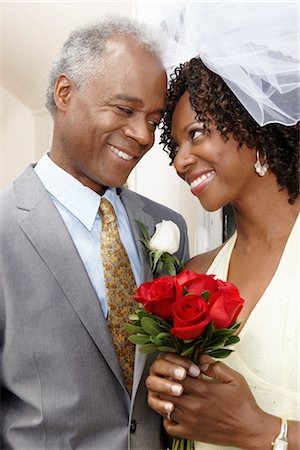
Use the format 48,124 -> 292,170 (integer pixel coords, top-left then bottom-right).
99,198 -> 136,394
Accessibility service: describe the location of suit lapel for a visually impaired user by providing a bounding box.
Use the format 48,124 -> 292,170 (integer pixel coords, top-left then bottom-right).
14,167 -> 124,385
119,188 -> 156,401
119,188 -> 155,282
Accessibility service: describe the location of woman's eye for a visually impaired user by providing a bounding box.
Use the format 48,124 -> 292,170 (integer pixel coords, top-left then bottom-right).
190,129 -> 204,140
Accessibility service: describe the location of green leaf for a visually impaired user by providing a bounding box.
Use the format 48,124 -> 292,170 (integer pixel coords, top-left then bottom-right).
152,256 -> 165,277
128,335 -> 150,345
162,253 -> 176,266
152,252 -> 184,276
148,252 -> 154,266
163,253 -> 183,271
156,260 -> 164,275
124,323 -> 144,334
128,313 -> 139,321
153,250 -> 164,268
173,255 -> 183,269
203,322 -> 214,340
207,348 -> 233,358
154,318 -> 172,332
150,336 -> 162,345
205,338 -> 228,349
201,290 -> 210,302
164,261 -> 177,276
156,332 -> 174,342
156,332 -> 173,340
139,343 -> 159,353
135,220 -> 150,241
137,309 -> 150,320
158,346 -> 177,352
225,335 -> 240,345
141,317 -> 162,336
139,238 -> 151,251
181,345 -> 196,357
212,328 -> 237,337
230,322 -> 241,331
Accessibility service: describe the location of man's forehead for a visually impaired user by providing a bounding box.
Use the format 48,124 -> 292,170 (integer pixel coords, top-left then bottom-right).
103,37 -> 130,58
102,36 -> 159,64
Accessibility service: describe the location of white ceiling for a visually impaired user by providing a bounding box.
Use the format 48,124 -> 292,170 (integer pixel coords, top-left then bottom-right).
1,1 -> 134,112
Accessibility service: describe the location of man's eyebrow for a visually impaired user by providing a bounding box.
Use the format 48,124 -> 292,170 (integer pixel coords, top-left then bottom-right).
114,94 -> 165,116
114,94 -> 144,105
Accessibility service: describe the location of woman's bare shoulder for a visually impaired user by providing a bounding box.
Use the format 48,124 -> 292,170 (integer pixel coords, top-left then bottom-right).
184,244 -> 224,274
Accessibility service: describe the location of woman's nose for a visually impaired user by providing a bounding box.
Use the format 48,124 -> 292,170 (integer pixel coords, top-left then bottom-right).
173,144 -> 197,177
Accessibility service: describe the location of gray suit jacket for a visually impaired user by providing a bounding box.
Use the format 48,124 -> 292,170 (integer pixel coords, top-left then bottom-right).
0,166 -> 189,450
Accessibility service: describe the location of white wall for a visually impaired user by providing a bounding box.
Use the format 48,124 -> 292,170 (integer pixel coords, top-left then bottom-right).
0,86 -> 35,187
33,108 -> 54,160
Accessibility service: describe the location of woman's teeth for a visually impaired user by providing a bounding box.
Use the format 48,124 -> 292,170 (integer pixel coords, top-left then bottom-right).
190,171 -> 215,188
109,145 -> 134,161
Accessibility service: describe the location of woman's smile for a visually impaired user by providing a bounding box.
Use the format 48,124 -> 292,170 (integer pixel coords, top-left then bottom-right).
187,170 -> 216,195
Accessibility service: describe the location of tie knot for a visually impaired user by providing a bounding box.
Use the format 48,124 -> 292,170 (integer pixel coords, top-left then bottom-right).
99,198 -> 116,225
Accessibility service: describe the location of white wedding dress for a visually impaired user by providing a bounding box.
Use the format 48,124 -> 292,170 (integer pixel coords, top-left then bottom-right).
195,215 -> 300,450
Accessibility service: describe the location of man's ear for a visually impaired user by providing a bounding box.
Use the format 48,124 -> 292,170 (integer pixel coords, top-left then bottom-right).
54,75 -> 74,112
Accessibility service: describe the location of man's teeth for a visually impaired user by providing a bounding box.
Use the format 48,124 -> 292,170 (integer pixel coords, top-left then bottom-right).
109,145 -> 134,161
190,171 -> 215,188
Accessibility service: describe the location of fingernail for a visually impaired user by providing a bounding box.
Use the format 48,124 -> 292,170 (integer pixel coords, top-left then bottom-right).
189,365 -> 200,377
171,384 -> 183,395
174,368 -> 186,380
164,402 -> 174,412
200,363 -> 209,372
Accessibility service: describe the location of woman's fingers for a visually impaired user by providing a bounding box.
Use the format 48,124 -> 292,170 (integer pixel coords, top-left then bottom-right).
147,389 -> 175,417
146,352 -> 200,417
150,352 -> 200,379
146,373 -> 184,396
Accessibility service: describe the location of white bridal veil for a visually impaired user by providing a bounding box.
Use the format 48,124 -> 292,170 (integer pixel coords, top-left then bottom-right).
160,1 -> 300,126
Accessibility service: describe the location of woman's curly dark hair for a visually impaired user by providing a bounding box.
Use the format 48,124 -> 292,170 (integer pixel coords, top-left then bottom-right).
160,57 -> 299,204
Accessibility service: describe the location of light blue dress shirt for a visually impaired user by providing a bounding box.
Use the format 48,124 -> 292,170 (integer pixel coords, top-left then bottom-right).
34,153 -> 142,318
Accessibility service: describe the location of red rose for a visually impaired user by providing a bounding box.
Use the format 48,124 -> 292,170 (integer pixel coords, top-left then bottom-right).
170,294 -> 211,340
208,280 -> 244,329
133,276 -> 176,321
175,270 -> 218,297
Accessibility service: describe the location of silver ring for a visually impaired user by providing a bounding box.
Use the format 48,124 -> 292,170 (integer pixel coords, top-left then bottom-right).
167,410 -> 173,421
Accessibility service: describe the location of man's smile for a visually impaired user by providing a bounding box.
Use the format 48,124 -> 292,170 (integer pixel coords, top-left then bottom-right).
108,144 -> 135,161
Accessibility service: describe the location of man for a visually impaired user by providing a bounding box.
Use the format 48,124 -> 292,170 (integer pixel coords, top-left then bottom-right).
0,16 -> 189,450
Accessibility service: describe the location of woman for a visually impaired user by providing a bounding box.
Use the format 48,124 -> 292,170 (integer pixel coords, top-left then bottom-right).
146,56 -> 299,449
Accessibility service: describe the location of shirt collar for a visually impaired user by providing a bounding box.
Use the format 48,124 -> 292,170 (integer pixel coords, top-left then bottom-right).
34,153 -> 118,231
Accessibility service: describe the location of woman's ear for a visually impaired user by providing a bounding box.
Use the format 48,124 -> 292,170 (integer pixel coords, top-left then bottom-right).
54,75 -> 73,112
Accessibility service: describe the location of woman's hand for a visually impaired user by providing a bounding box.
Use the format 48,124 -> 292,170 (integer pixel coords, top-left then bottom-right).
146,352 -> 201,419
146,353 -> 278,450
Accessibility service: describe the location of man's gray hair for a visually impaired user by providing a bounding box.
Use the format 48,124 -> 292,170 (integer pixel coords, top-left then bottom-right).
45,15 -> 163,117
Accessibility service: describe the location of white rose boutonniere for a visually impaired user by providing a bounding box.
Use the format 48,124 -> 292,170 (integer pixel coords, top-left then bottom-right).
149,220 -> 180,254
136,220 -> 183,278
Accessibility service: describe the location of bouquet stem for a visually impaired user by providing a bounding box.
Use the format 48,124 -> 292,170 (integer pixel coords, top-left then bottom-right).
171,437 -> 195,450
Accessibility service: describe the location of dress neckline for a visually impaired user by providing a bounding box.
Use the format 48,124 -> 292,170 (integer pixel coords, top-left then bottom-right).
207,214 -> 299,337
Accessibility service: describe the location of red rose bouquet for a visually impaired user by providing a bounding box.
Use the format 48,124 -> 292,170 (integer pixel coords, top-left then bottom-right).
125,270 -> 244,450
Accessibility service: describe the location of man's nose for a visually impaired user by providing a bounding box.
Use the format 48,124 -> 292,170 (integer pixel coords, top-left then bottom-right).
123,116 -> 153,148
